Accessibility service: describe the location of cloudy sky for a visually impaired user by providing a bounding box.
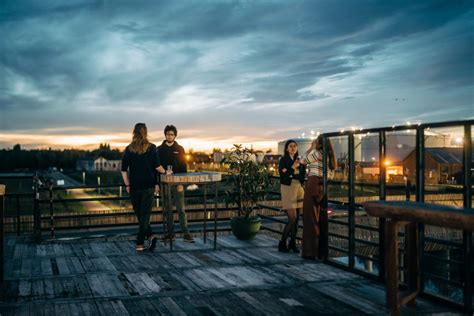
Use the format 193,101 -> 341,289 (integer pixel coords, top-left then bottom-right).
1,0 -> 473,151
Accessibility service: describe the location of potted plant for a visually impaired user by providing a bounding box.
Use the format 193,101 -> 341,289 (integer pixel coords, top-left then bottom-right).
224,145 -> 272,240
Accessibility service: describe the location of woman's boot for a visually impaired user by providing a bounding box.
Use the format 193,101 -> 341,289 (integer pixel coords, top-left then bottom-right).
288,238 -> 299,253
288,218 -> 300,253
278,240 -> 289,252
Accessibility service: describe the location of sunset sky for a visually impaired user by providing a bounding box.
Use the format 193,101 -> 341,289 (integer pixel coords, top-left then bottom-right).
1,1 -> 473,152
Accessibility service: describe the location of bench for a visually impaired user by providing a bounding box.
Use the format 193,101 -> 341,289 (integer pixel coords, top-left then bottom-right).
362,201 -> 474,312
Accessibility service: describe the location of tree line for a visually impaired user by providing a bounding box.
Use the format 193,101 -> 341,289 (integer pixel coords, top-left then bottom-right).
0,144 -> 122,172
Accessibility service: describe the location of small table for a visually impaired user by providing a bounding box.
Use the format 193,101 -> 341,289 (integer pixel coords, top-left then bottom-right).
160,172 -> 222,251
362,201 -> 474,312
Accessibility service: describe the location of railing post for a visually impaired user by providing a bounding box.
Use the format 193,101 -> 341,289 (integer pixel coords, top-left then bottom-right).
16,195 -> 21,236
33,174 -> 41,242
415,127 -> 425,202
321,136 -> 329,261
49,183 -> 55,238
203,184 -> 207,243
348,132 -> 355,269
0,184 -> 5,283
463,123 -> 472,313
378,131 -> 386,281
416,127 -> 425,293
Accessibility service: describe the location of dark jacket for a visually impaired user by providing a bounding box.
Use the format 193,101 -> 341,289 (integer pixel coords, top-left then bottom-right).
279,156 -> 305,186
158,141 -> 187,174
121,143 -> 160,190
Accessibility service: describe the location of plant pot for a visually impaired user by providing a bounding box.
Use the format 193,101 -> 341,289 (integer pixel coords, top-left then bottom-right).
230,216 -> 261,240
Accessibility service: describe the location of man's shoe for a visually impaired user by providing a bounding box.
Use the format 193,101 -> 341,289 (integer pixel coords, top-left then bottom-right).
148,235 -> 158,251
135,244 -> 145,252
161,234 -> 176,242
183,233 -> 195,243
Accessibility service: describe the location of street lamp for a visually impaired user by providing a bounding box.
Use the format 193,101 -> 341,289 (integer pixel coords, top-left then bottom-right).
82,171 -> 85,185
97,176 -> 101,195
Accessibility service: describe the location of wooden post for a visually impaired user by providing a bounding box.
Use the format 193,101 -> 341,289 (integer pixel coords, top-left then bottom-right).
463,124 -> 473,313
405,222 -> 420,304
203,184 -> 207,243
0,184 -> 5,283
378,131 -> 386,281
321,136 -> 329,261
348,133 -> 355,269
385,219 -> 400,311
214,182 -> 218,250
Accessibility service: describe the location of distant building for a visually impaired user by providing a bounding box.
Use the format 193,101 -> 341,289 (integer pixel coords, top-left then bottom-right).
403,147 -> 464,184
76,157 -> 122,172
192,152 -> 211,163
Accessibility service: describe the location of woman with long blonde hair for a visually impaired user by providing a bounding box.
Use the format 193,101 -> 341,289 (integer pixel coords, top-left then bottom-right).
121,123 -> 165,251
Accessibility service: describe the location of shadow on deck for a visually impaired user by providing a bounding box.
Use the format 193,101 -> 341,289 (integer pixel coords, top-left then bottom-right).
0,233 -> 461,315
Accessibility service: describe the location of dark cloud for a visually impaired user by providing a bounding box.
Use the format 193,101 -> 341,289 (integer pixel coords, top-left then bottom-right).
0,0 -> 473,148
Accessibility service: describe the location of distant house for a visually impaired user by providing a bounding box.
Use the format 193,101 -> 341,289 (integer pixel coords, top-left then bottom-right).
94,157 -> 122,171
192,152 -> 211,163
76,157 -> 122,172
403,147 -> 463,184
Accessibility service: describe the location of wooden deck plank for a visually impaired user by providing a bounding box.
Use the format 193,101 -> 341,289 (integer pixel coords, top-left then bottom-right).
86,273 -> 129,298
160,297 -> 187,316
109,300 -> 130,315
0,233 -> 462,315
134,298 -> 160,314
55,257 -> 70,275
53,301 -> 70,316
79,301 -> 100,316
68,257 -> 85,274
43,278 -> 54,299
30,258 -> 42,277
12,258 -> 22,278
31,279 -> 44,299
175,252 -> 205,267
68,302 -> 82,316
18,279 -> 31,298
123,272 -> 161,295
233,291 -> 277,315
167,270 -> 202,291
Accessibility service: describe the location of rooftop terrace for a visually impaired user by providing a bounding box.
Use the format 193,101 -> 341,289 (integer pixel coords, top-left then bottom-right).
0,233 -> 462,315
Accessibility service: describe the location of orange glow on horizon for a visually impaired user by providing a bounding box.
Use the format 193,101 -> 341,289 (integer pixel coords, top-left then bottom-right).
0,133 -> 278,153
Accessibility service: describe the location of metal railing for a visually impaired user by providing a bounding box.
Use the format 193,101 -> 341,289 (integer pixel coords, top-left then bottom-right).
320,120 -> 473,312
259,119 -> 473,312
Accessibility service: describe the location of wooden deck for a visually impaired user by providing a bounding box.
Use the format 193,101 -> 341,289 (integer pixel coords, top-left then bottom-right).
0,233 -> 461,315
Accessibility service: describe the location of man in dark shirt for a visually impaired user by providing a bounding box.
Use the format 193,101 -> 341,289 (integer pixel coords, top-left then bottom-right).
158,125 -> 194,242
